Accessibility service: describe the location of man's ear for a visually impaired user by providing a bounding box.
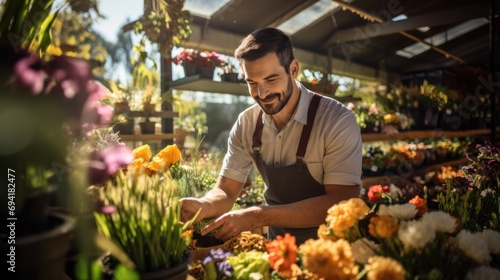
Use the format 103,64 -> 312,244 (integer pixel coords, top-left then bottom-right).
290,59 -> 299,78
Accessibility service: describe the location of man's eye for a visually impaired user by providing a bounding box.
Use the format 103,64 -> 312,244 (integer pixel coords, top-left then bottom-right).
267,78 -> 277,83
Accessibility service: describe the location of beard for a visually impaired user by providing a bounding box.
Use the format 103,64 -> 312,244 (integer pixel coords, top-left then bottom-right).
256,78 -> 294,115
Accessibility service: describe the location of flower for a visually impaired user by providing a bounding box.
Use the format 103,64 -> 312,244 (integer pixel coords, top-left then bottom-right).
421,211 -> 457,233
202,249 -> 233,280
299,238 -> 359,280
172,49 -> 225,68
368,215 -> 398,238
266,233 -> 297,274
377,204 -> 417,220
365,256 -> 405,280
408,195 -> 428,216
128,144 -> 182,174
456,230 -> 491,265
398,219 -> 436,250
350,238 -> 379,264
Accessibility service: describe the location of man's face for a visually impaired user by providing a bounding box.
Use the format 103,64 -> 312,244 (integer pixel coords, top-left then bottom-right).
242,52 -> 296,115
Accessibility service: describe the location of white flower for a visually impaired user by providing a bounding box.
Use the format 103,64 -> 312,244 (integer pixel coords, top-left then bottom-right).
456,230 -> 491,265
481,229 -> 500,254
388,184 -> 402,200
351,238 -> 379,264
465,266 -> 500,280
480,188 -> 496,198
249,273 -> 264,280
421,211 -> 456,233
378,204 -> 417,220
398,219 -> 435,250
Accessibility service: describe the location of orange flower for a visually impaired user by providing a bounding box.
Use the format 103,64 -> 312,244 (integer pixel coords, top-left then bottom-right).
409,195 -> 427,216
132,144 -> 152,162
266,233 -> 297,273
148,144 -> 181,172
368,215 -> 398,238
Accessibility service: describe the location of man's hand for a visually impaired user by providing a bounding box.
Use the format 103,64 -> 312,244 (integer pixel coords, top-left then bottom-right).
201,206 -> 262,241
180,197 -> 205,225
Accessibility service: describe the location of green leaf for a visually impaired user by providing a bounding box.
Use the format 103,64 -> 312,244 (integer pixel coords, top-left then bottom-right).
35,7 -> 59,53
75,256 -> 102,280
113,264 -> 140,280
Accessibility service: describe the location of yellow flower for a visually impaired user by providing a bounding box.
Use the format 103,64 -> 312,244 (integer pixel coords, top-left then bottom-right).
132,144 -> 152,162
148,144 -> 181,172
324,198 -> 369,240
129,158 -> 146,174
369,215 -> 399,238
299,239 -> 358,280
365,256 -> 405,280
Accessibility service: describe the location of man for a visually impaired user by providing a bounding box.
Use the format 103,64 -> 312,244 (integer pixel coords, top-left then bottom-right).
181,27 -> 362,245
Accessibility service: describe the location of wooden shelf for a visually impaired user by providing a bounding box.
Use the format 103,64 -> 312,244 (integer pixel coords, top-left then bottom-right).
361,157 -> 469,186
119,133 -> 175,141
170,75 -> 248,96
128,111 -> 178,118
361,128 -> 492,142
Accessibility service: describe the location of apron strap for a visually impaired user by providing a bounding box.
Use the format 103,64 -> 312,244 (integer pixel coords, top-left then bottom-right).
252,110 -> 264,152
296,94 -> 322,158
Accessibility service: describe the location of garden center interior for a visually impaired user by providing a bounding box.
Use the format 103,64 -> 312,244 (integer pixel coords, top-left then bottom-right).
0,0 -> 499,279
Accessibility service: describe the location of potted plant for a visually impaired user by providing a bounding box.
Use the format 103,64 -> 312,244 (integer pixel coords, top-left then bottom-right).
0,1 -> 119,278
220,60 -> 240,83
170,92 -> 208,149
172,49 -> 225,79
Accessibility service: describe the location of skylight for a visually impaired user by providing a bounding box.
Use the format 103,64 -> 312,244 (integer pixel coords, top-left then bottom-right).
396,18 -> 489,59
184,0 -> 230,18
277,0 -> 339,35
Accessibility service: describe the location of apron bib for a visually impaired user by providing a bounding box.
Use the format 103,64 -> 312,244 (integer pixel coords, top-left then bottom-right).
252,94 -> 325,245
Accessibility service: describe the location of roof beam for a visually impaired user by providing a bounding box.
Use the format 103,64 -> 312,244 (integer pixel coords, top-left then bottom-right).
326,2 -> 492,44
329,0 -> 468,64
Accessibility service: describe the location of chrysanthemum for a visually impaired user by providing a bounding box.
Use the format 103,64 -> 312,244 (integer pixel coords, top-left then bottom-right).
299,239 -> 358,280
369,215 -> 398,238
398,219 -> 435,250
481,229 -> 500,254
457,230 -> 491,265
365,256 -> 405,280
465,266 -> 500,280
421,211 -> 457,233
378,204 -> 417,220
325,198 -> 369,240
350,238 -> 379,264
266,233 -> 297,273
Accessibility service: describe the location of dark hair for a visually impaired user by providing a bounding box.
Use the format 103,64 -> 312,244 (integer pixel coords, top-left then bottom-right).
234,27 -> 295,74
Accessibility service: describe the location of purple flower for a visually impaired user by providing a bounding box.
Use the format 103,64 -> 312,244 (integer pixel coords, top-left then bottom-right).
14,53 -> 45,94
88,145 -> 134,185
45,56 -> 91,98
202,249 -> 233,279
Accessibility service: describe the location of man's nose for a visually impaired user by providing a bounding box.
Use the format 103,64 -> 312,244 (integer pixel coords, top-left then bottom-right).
257,84 -> 268,99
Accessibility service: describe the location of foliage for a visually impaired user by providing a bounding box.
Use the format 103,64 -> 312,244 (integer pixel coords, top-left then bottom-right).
133,0 -> 192,58
0,0 -> 61,55
93,170 -> 197,272
437,141 -> 500,231
171,91 -> 208,133
46,8 -> 108,75
347,102 -> 382,129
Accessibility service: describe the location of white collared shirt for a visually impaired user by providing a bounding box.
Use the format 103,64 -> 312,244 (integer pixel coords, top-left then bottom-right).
220,81 -> 362,186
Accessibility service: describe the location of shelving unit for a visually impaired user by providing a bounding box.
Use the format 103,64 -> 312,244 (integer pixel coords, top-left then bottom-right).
118,110 -> 178,142
361,128 -> 491,142
170,75 -> 248,96
360,127 -> 495,186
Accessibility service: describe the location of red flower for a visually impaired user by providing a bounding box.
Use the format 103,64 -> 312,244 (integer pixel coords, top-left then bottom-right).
266,233 -> 297,273
367,185 -> 390,202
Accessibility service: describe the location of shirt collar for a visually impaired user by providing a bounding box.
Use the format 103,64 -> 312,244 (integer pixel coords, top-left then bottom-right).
294,80 -> 314,125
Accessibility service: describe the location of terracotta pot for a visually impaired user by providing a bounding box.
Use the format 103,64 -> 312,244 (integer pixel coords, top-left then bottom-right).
114,118 -> 135,134
139,121 -> 156,134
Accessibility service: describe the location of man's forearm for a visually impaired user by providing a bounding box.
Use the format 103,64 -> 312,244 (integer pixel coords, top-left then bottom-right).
256,185 -> 359,228
200,176 -> 245,219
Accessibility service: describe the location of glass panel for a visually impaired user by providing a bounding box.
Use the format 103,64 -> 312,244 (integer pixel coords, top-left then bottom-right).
278,0 -> 339,35
184,0 -> 231,18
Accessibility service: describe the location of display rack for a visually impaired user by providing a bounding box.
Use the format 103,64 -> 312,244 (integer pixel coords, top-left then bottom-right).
118,110 -> 178,142
361,128 -> 491,142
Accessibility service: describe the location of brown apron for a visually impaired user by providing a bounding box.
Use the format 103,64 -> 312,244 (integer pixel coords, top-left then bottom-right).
251,94 -> 325,245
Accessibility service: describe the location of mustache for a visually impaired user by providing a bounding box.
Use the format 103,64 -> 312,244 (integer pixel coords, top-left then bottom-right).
259,93 -> 279,101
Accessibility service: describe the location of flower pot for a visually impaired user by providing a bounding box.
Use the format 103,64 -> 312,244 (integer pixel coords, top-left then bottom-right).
183,64 -> 215,80
139,121 -> 156,134
1,211 -> 75,280
174,128 -> 193,150
139,249 -> 192,280
220,73 -> 239,82
17,186 -> 56,235
114,118 -> 135,134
